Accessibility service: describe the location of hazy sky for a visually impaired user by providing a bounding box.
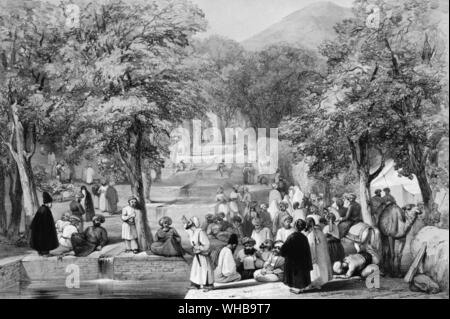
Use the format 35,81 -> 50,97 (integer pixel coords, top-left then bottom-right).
190,0 -> 354,42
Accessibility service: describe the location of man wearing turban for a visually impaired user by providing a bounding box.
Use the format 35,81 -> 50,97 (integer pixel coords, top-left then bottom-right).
182,215 -> 214,290
71,214 -> 109,257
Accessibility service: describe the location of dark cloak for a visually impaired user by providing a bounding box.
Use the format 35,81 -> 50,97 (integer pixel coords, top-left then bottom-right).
83,190 -> 95,222
150,227 -> 184,257
280,231 -> 312,289
105,186 -> 119,214
71,225 -> 108,257
30,205 -> 59,252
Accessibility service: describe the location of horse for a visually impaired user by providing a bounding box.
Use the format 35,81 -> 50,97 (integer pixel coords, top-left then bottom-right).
377,203 -> 423,277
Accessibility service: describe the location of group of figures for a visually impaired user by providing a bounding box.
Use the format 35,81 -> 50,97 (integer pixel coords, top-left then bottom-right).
158,180 -> 394,293
30,191 -> 109,257
29,189 -> 144,257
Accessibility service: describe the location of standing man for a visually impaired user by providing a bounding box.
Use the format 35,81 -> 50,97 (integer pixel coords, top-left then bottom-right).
47,151 -> 56,179
121,196 -> 140,254
268,183 -> 282,221
382,188 -> 397,205
214,234 -> 241,283
217,159 -> 226,178
280,219 -> 313,294
105,180 -> 119,214
371,189 -> 383,224
69,192 -> 86,232
85,164 -> 95,185
182,216 -> 214,290
30,192 -> 59,256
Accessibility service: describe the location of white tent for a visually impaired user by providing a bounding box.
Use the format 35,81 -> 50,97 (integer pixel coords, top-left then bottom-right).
370,160 -> 422,207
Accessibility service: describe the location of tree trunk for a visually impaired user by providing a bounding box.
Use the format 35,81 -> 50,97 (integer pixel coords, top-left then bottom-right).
5,103 -> 39,232
154,166 -> 162,182
7,164 -> 23,240
142,169 -> 152,203
348,134 -> 377,226
117,125 -> 153,251
0,161 -> 6,235
358,170 -> 373,226
323,181 -> 332,208
128,156 -> 153,251
408,143 -> 433,214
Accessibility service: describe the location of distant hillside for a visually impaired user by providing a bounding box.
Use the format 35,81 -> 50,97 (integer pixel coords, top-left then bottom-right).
241,1 -> 353,52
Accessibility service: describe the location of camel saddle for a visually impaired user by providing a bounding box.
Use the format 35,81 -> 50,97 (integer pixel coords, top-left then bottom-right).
345,222 -> 371,243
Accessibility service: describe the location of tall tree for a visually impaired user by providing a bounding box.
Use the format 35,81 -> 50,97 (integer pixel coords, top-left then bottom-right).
226,45 -> 320,129
0,0 -> 67,229
322,0 -> 448,215
61,0 -> 207,250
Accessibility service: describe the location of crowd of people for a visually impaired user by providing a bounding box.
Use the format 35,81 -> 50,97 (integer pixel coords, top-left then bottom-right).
29,166 -> 397,294
176,182 -> 397,293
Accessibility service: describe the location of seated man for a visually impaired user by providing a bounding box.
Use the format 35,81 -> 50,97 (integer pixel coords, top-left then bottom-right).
55,212 -> 71,241
333,247 -> 379,279
49,216 -> 80,256
202,214 -> 215,234
236,237 -> 264,280
150,216 -> 184,257
214,234 -> 241,283
254,240 -> 285,283
72,215 -> 108,257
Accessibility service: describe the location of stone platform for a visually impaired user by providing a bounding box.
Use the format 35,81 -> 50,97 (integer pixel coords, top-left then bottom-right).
185,278 -> 449,299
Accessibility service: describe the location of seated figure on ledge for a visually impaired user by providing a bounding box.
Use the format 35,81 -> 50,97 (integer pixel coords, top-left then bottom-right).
71,214 -> 108,257
150,216 -> 184,257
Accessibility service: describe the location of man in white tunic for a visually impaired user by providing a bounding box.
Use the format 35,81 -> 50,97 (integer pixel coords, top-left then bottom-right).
49,216 -> 80,256
268,183 -> 282,220
122,196 -> 139,254
214,233 -> 241,283
85,164 -> 95,185
182,216 -> 214,290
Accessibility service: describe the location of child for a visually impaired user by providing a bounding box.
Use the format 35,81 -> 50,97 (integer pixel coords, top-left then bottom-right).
236,237 -> 264,280
276,215 -> 295,242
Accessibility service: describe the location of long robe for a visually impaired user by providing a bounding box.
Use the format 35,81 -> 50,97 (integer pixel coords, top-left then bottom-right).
187,228 -> 214,286
85,167 -> 95,184
150,227 -> 184,257
105,186 -> 119,214
71,225 -> 108,257
30,205 -> 59,252
82,190 -> 95,222
214,246 -> 241,283
215,193 -> 228,216
228,190 -> 241,220
98,185 -> 108,212
307,227 -> 333,288
280,231 -> 312,289
268,189 -> 282,220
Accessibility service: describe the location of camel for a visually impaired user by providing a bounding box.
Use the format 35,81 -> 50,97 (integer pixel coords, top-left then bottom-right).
378,204 -> 423,277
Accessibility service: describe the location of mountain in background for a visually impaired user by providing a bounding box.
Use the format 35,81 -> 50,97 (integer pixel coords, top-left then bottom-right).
241,1 -> 353,52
